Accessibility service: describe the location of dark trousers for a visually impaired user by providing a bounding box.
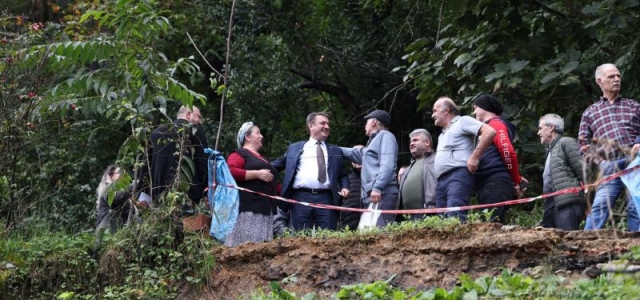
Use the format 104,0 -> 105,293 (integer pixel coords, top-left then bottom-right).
436,167 -> 474,221
541,198 -> 583,230
291,190 -> 338,231
475,176 -> 514,223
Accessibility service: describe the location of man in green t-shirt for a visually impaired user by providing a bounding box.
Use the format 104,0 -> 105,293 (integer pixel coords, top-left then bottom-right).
398,129 -> 437,221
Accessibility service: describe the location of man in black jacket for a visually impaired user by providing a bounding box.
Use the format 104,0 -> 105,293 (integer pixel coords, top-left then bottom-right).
537,113 -> 585,230
340,162 -> 363,230
142,105 -> 209,206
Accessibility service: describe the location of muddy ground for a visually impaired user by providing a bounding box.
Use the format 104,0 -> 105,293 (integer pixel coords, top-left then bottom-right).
192,223 -> 640,299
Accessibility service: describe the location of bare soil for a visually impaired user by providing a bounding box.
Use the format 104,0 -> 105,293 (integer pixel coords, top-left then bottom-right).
193,223 -> 640,299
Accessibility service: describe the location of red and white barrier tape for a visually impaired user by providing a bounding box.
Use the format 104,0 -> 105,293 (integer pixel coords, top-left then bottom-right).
212,164 -> 640,214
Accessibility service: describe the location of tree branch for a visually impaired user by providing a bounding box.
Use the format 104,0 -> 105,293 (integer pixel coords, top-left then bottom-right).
526,0 -> 566,19
0,32 -> 18,38
215,0 -> 237,151
186,32 -> 224,79
297,80 -> 358,116
290,68 -> 314,81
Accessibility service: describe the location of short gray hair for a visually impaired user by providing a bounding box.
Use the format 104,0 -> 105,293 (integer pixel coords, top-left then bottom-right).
540,113 -> 564,134
409,128 -> 432,143
595,63 -> 616,81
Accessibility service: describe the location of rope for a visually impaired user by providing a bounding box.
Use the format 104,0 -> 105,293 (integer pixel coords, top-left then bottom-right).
213,164 -> 640,214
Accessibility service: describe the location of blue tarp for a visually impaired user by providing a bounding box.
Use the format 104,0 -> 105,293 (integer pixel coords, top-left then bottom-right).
205,149 -> 239,243
621,156 -> 640,219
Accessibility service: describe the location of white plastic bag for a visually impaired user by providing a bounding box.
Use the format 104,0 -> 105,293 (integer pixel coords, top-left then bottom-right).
358,203 -> 382,232
137,192 -> 151,205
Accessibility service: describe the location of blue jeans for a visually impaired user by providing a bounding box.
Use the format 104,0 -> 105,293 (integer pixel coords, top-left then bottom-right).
585,158 -> 639,231
436,167 -> 474,221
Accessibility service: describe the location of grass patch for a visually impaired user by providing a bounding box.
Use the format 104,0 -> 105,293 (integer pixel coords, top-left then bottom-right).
277,215 -> 463,240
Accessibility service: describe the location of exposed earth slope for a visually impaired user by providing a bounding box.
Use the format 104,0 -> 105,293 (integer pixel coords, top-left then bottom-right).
197,223 -> 640,299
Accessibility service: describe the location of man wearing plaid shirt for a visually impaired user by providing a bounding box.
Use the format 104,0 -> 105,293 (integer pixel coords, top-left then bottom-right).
579,63 -> 640,231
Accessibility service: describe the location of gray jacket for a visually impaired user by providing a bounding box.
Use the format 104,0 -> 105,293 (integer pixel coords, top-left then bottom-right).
341,130 -> 399,202
545,136 -> 585,209
399,151 -> 437,209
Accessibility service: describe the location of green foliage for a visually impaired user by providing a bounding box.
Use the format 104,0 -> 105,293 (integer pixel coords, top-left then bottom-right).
244,247 -> 640,299
42,0 -> 206,120
106,171 -> 132,207
382,216 -> 461,234
246,281 -> 318,300
507,203 -> 544,228
466,209 -> 495,224
334,275 -> 417,299
621,246 -> 640,261
199,0 -> 441,160
0,217 -> 218,299
0,220 -> 99,299
286,215 -> 461,240
244,262 -> 640,300
399,0 -> 640,200
1,0 -> 221,233
0,11 -> 118,231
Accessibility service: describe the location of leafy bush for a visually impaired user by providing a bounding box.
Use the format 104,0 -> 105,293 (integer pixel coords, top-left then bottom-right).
0,215 -> 217,299
334,268 -> 640,300
0,9 -> 111,232
0,219 -> 98,298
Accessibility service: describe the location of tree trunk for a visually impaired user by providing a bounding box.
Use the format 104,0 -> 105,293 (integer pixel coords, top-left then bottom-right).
30,0 -> 49,23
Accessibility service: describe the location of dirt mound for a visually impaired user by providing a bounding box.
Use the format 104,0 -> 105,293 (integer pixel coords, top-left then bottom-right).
199,223 -> 640,299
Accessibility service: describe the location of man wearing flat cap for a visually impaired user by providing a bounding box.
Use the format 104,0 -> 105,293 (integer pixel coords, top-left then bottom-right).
472,94 -> 527,223
341,109 -> 399,227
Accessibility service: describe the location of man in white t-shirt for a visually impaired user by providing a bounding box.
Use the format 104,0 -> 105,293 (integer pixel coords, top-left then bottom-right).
431,97 -> 496,221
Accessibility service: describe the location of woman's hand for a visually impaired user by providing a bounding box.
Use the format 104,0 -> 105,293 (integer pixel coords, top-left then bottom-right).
257,169 -> 274,182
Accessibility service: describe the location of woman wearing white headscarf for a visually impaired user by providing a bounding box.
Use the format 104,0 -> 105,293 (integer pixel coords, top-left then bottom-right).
225,122 -> 278,246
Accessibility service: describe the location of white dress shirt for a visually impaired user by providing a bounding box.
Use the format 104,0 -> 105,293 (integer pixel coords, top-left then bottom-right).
293,138 -> 330,189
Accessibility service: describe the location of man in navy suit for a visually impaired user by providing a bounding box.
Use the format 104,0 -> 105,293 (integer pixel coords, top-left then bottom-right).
272,112 -> 350,231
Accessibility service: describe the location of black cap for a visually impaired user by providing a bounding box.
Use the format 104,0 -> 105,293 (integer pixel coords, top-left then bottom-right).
473,94 -> 503,115
364,110 -> 392,126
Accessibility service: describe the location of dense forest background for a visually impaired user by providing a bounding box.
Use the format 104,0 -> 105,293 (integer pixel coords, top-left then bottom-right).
2,0 -> 640,233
